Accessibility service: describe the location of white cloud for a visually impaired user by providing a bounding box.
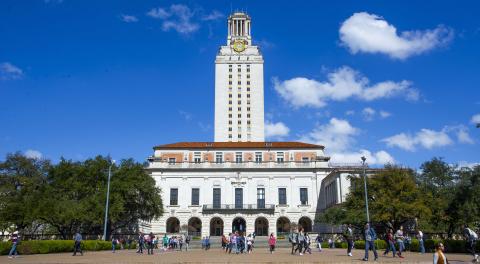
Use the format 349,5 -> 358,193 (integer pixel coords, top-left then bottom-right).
299,118 -> 357,152
265,121 -> 290,139
471,114 -> 480,124
147,4 -> 199,35
379,110 -> 391,118
339,12 -> 454,59
147,7 -> 171,19
202,10 -> 224,21
299,118 -> 394,165
121,14 -> 138,23
382,127 -> 461,151
331,149 -> 395,165
24,149 -> 42,160
457,161 -> 480,169
362,107 -> 376,121
273,66 -> 417,108
345,110 -> 355,116
0,62 -> 24,80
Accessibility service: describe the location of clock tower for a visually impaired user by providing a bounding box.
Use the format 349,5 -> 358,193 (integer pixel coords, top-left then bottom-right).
214,12 -> 265,142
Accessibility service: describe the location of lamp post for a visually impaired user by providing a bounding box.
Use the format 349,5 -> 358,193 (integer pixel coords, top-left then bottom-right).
103,160 -> 115,241
361,156 -> 370,224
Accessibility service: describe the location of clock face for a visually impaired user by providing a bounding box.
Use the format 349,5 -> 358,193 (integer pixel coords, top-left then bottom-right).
232,40 -> 247,53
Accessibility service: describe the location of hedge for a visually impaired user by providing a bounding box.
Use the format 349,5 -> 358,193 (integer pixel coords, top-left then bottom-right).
0,240 -> 136,255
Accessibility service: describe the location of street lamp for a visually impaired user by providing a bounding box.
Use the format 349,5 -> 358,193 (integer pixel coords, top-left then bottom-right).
103,159 -> 115,241
361,156 -> 370,224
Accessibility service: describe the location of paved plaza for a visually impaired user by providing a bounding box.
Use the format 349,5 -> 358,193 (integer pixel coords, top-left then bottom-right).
0,248 -> 475,263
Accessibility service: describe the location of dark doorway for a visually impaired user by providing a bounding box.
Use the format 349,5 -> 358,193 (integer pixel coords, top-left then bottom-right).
232,217 -> 246,233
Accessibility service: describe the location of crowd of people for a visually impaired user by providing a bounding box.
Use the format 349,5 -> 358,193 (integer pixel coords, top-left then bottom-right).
4,224 -> 479,263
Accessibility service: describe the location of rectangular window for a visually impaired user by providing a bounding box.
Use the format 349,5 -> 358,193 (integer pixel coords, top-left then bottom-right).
247,100 -> 250,105
247,114 -> 250,118
247,94 -> 250,98
194,152 -> 201,163
238,81 -> 241,85
235,188 -> 243,208
191,188 -> 199,206
228,120 -> 232,125
255,152 -> 262,163
278,188 -> 287,205
229,100 -> 232,104
238,94 -> 241,98
170,188 -> 178,205
238,120 -> 241,124
228,134 -> 232,138
229,74 -> 232,78
229,81 -> 232,85
238,114 -> 241,118
228,114 -> 232,118
247,68 -> 250,72
238,100 -> 241,104
229,94 -> 232,98
300,188 -> 308,205
302,157 -> 310,163
247,81 -> 250,85
238,107 -> 241,111
277,152 -> 284,163
247,107 -> 251,111
247,87 -> 250,91
236,152 -> 242,163
229,68 -> 232,72
168,158 -> 176,164
238,134 -> 242,138
247,120 -> 251,125
228,127 -> 232,131
213,188 -> 221,208
247,74 -> 250,78
215,152 -> 223,163
257,188 -> 265,209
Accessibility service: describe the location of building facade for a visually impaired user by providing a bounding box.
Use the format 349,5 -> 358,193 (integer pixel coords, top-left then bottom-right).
214,12 -> 264,142
146,12 -> 369,236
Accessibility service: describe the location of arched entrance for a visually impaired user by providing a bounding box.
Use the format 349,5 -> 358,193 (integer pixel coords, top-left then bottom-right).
276,217 -> 291,235
166,217 -> 180,233
298,216 -> 312,232
254,217 -> 269,236
210,217 -> 224,236
232,217 -> 246,234
188,217 -> 202,237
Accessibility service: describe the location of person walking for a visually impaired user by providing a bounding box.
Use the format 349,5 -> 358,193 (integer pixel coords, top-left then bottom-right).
221,234 -> 227,250
231,232 -> 238,254
227,233 -> 233,254
136,232 -> 144,254
148,232 -> 155,254
72,232 -> 83,256
362,223 -> 378,261
383,229 -> 397,258
246,234 -> 253,254
185,235 -> 190,251
289,228 -> 298,255
162,234 -> 168,251
463,224 -> 479,262
433,242 -> 448,264
296,227 -> 305,255
178,235 -> 183,251
315,234 -> 323,252
303,232 -> 312,254
268,233 -> 276,254
8,231 -> 20,258
395,226 -> 405,258
112,236 -> 118,253
343,224 -> 354,257
416,229 -> 425,254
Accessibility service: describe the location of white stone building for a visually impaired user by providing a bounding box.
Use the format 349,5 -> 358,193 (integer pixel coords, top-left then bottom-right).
146,12 -> 372,237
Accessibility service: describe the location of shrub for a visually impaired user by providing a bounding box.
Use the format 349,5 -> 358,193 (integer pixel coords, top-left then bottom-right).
0,240 -> 128,255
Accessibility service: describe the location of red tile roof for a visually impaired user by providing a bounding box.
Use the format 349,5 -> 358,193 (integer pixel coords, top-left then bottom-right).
154,141 -> 324,150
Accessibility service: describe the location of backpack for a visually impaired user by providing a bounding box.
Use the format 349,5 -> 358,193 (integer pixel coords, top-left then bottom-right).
288,233 -> 294,243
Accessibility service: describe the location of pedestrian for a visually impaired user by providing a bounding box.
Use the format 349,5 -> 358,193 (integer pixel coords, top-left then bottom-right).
315,234 -> 323,252
433,242 -> 448,264
136,232 -> 144,254
463,224 -> 479,262
221,234 -> 227,250
268,233 -> 276,254
289,228 -> 298,255
303,232 -> 312,254
395,226 -> 405,258
227,233 -> 233,254
343,224 -> 354,256
296,227 -> 305,255
178,235 -> 183,251
383,229 -> 397,258
232,232 -> 238,254
148,232 -> 155,254
127,237 -> 132,250
246,234 -> 253,253
8,230 -> 20,259
416,229 -> 425,254
206,236 -> 211,250
162,234 -> 168,250
185,235 -> 190,251
362,223 -> 378,261
72,232 -> 83,256
112,236 -> 118,253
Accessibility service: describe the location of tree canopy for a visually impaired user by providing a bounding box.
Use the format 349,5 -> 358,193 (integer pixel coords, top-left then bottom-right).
0,154 -> 163,239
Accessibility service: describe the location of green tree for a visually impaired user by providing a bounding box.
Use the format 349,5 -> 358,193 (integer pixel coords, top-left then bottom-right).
417,158 -> 456,233
446,165 -> 480,235
0,153 -> 50,234
37,156 -> 163,239
322,166 -> 431,232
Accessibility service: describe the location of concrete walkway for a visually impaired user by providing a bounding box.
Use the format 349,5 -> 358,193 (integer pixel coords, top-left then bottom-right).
0,248 -> 475,263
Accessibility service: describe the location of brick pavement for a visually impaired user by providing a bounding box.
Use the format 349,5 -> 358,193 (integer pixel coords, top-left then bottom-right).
0,248 -> 475,263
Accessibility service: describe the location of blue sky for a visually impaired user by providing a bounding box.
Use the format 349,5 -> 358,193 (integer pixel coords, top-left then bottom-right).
1,0 -> 479,168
